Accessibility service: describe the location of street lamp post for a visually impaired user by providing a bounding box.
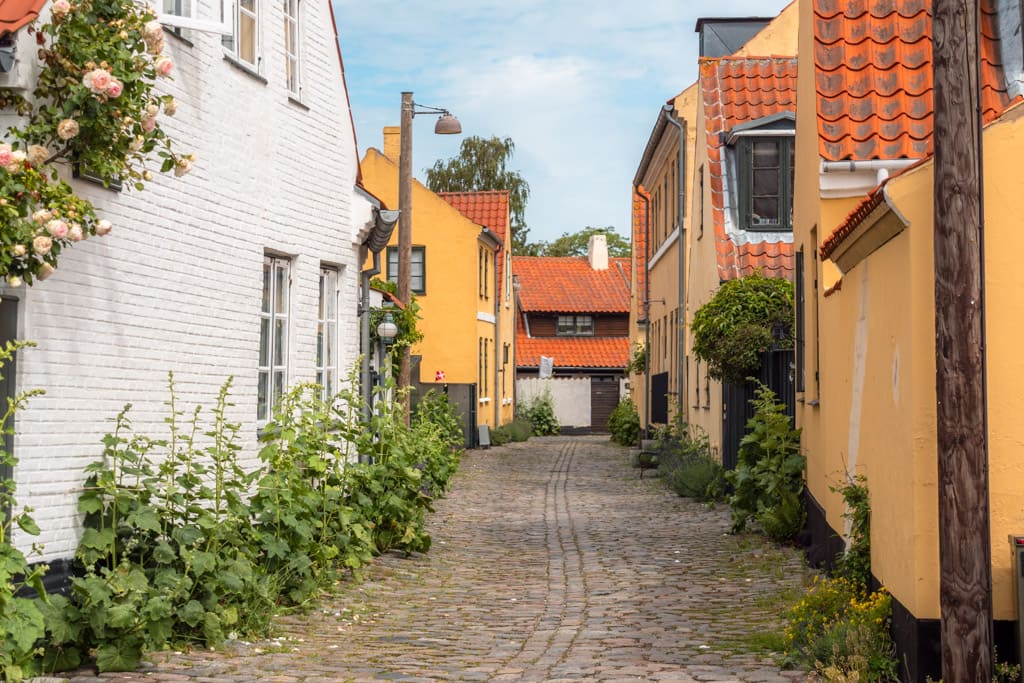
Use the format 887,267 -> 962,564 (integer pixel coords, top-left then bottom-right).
397,91 -> 461,420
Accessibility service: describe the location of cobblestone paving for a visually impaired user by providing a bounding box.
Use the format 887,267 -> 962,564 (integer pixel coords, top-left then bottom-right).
67,436 -> 814,683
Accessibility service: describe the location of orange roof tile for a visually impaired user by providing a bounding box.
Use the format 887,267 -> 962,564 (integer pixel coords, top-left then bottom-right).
701,56 -> 797,281
814,0 -> 1011,161
513,256 -> 631,314
516,334 -> 630,370
439,190 -> 511,299
0,0 -> 46,35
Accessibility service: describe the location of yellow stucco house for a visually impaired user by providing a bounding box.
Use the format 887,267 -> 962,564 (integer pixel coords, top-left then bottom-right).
793,0 -> 1024,676
360,129 -> 515,437
630,5 -> 798,463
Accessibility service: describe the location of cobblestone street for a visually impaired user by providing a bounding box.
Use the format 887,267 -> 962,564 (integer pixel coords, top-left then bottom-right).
68,436 -> 813,683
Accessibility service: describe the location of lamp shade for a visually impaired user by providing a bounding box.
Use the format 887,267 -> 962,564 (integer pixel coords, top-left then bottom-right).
376,315 -> 398,340
434,113 -> 462,135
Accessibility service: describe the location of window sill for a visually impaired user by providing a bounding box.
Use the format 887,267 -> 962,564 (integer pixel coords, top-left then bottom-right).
287,95 -> 309,111
223,53 -> 267,84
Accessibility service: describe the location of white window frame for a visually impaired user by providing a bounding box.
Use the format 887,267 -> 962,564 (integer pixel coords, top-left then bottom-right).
316,266 -> 338,399
283,0 -> 300,97
258,255 -> 290,422
158,0 -> 231,34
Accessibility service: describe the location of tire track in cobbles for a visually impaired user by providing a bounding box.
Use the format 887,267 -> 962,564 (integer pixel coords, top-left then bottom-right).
67,436 -> 813,683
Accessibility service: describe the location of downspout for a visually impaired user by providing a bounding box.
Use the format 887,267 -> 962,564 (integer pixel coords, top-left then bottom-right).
360,207 -> 401,427
493,245 -> 501,428
662,104 -> 687,424
638,188 -> 652,435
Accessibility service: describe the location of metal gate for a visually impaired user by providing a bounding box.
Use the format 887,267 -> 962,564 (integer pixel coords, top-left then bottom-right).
721,349 -> 795,470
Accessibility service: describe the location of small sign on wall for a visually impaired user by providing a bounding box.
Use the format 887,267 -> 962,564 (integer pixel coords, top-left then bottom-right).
539,356 -> 554,379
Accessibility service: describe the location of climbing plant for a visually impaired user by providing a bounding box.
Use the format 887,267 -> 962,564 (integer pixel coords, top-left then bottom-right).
690,272 -> 794,384
0,0 -> 191,284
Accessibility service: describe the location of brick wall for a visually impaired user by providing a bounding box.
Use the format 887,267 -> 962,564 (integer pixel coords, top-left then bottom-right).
7,1 -> 373,559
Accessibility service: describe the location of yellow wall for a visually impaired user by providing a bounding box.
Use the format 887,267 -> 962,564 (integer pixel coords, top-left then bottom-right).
734,0 -> 799,56
360,146 -> 508,428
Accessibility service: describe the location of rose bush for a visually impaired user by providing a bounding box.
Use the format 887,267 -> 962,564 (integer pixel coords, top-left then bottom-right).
0,0 -> 191,284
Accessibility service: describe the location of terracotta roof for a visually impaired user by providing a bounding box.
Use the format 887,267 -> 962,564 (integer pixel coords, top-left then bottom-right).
515,315 -> 629,369
439,190 -> 510,299
632,187 -> 649,307
820,185 -> 887,260
513,256 -> 631,314
814,0 -> 1011,161
0,0 -> 46,35
700,56 -> 797,281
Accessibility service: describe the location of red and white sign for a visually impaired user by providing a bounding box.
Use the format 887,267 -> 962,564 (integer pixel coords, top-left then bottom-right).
435,370 -> 446,382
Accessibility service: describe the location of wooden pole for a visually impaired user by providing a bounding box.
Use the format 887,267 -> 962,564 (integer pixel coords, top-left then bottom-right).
397,91 -> 413,423
932,0 -> 992,679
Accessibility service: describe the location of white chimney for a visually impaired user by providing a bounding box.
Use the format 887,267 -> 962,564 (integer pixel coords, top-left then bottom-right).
588,234 -> 609,271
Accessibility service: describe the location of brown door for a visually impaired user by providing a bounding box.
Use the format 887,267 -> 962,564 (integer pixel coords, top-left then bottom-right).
590,376 -> 620,433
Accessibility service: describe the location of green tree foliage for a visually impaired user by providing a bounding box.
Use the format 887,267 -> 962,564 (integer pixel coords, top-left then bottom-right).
532,226 -> 631,258
690,272 -> 794,384
425,136 -> 531,251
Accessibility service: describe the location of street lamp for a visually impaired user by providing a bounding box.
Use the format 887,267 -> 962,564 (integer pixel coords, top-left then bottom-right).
376,312 -> 398,393
397,91 -> 462,418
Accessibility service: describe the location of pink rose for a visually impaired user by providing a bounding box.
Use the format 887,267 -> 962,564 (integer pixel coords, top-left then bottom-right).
95,219 -> 112,236
37,263 -> 55,281
31,208 -> 51,224
46,219 -> 68,239
141,116 -> 156,133
67,224 -> 83,242
83,68 -> 112,95
106,79 -> 123,98
27,145 -> 48,166
144,20 -> 163,39
174,157 -> 192,177
11,244 -> 26,257
6,151 -> 25,174
33,235 -> 52,256
154,56 -> 173,77
52,0 -> 70,15
0,144 -> 11,166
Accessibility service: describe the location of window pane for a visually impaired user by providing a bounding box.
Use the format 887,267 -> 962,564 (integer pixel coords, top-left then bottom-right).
316,370 -> 323,388
274,318 -> 286,365
275,263 -> 288,314
316,322 -> 323,367
325,270 -> 337,318
273,371 -> 285,406
753,197 -> 780,224
753,169 -> 779,196
259,317 -> 270,366
752,140 -> 779,167
577,316 -> 594,335
387,249 -> 398,284
262,261 -> 271,313
325,370 -> 334,397
326,322 -> 336,366
257,372 -> 269,420
239,11 -> 256,64
557,316 -> 574,335
317,273 -> 324,320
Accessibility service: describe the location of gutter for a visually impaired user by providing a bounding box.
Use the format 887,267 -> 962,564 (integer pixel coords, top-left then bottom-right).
820,158 -> 921,185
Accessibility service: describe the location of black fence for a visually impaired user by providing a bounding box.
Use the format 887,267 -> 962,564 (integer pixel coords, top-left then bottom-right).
721,349 -> 795,470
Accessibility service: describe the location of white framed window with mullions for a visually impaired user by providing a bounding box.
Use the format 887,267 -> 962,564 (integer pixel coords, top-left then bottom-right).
283,0 -> 300,97
258,255 -> 290,423
316,267 -> 339,398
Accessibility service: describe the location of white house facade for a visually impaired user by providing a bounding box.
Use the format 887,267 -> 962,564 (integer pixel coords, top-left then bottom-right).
0,0 -> 375,569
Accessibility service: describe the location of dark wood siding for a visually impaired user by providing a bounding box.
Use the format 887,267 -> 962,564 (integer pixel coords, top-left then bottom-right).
590,376 -> 620,432
526,313 -> 629,338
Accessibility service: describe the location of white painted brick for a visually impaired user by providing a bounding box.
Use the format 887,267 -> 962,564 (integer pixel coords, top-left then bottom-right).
7,0 -> 375,560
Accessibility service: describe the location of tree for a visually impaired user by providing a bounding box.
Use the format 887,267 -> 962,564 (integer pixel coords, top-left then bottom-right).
537,226 -> 630,258
425,136 -> 531,251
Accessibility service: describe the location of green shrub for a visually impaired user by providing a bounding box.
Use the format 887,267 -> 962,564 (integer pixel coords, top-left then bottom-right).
785,576 -> 896,681
490,425 -> 511,446
608,397 -> 641,446
832,474 -> 871,587
657,428 -> 725,501
414,390 -> 464,450
521,389 -> 560,436
726,383 -> 805,542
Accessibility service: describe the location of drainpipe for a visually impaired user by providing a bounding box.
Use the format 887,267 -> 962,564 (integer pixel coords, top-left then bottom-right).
637,188 -> 652,435
494,245 -> 501,428
662,104 -> 687,424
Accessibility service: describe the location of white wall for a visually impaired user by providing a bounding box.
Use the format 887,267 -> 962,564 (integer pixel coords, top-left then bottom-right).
8,1 -> 372,559
517,377 -> 591,428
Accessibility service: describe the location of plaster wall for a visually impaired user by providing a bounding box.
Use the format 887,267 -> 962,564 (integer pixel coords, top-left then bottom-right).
517,377 -> 591,428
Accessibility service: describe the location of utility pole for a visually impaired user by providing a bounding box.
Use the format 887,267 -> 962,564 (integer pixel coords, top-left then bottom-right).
397,91 -> 414,423
932,0 -> 992,679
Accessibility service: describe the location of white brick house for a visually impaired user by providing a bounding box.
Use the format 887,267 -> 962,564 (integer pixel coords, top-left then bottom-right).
0,0 -> 377,570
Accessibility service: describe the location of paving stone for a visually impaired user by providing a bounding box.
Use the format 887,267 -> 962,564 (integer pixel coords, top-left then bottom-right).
65,436 -> 813,682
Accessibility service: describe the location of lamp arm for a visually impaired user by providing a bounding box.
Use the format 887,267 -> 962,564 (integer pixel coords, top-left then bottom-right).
408,101 -> 453,117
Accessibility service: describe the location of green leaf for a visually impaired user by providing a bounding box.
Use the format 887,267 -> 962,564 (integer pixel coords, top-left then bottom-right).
178,599 -> 205,628
95,641 -> 142,672
190,550 -> 215,576
106,603 -> 137,628
79,526 -> 115,552
16,514 -> 40,536
152,540 -> 175,564
172,525 -> 202,547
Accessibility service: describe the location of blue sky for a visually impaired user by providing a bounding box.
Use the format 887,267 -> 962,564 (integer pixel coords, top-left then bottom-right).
333,1 -> 793,245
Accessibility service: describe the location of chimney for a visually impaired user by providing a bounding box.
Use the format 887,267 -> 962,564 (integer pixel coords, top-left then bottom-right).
382,126 -> 400,162
588,234 -> 609,271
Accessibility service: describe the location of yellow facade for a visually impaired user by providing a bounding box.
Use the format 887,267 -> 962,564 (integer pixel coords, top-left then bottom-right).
360,142 -> 513,430
794,0 -> 1024,623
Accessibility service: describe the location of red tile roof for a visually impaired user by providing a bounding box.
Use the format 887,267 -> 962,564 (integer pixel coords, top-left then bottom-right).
513,256 -> 631,314
0,0 -> 45,35
439,190 -> 511,299
814,0 -> 1011,161
515,314 -> 629,369
632,187 -> 649,307
700,56 -> 797,281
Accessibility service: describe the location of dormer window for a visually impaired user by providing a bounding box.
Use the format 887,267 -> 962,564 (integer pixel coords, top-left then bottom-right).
726,112 -> 795,233
739,136 -> 793,231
